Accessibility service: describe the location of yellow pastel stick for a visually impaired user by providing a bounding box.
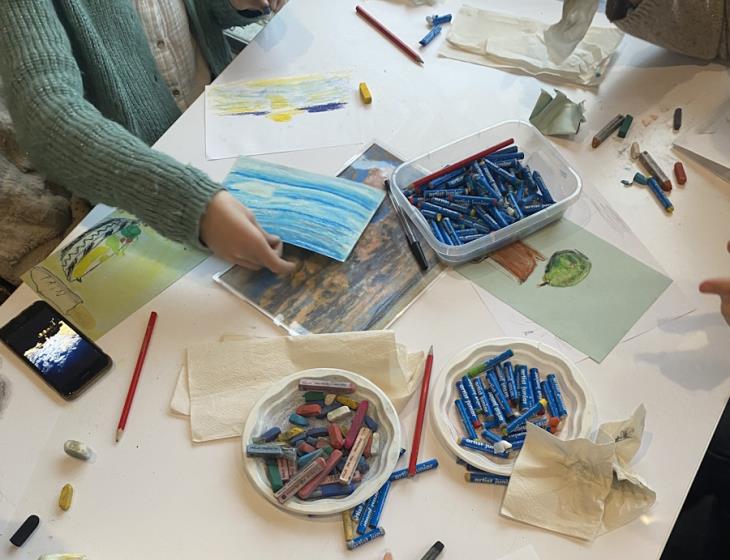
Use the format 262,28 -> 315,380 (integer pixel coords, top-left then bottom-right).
359,82 -> 372,104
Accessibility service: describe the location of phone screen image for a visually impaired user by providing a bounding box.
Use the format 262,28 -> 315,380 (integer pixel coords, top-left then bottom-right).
1,302 -> 111,398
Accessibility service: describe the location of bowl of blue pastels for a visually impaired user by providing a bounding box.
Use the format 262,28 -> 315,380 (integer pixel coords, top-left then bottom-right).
241,368 -> 402,516
430,337 -> 596,477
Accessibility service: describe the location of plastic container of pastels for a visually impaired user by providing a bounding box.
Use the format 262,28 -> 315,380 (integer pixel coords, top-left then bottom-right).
241,368 -> 402,516
389,120 -> 582,265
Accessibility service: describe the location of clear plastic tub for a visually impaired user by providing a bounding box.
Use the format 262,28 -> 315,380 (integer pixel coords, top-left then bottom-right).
389,120 -> 582,265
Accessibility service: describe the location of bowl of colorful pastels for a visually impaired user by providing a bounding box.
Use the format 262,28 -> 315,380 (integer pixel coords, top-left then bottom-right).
430,337 -> 596,478
241,368 -> 402,516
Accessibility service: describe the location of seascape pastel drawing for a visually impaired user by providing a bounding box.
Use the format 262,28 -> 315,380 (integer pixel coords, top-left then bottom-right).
216,144 -> 443,334
223,156 -> 385,262
207,71 -> 350,123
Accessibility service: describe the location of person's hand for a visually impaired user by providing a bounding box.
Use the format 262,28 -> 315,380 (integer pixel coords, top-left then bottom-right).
699,241 -> 730,326
230,0 -> 287,13
200,190 -> 295,274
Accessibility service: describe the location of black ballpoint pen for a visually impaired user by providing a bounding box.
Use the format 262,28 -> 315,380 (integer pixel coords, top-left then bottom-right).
385,182 -> 429,271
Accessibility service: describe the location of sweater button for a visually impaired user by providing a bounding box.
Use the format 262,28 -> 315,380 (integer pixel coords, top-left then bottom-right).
172,89 -> 180,97
156,39 -> 165,48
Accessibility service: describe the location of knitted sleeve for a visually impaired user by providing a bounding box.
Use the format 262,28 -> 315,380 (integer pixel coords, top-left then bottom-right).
606,0 -> 729,60
204,0 -> 266,29
0,0 -> 222,249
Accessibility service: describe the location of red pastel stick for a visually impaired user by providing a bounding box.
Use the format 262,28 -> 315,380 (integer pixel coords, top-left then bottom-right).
116,311 -> 157,442
408,346 -> 434,477
356,5 -> 424,66
344,400 -> 369,450
410,139 -> 515,190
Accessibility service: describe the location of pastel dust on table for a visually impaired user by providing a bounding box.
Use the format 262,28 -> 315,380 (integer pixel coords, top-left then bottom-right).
207,71 -> 351,123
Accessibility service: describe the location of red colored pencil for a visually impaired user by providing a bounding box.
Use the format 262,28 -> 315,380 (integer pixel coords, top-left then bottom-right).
408,345 -> 434,477
356,5 -> 424,66
116,311 -> 158,442
410,138 -> 515,190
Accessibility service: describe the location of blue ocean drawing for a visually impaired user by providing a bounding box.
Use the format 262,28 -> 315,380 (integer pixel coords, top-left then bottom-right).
223,157 -> 385,261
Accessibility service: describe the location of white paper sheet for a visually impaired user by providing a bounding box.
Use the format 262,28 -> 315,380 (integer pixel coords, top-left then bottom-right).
439,5 -> 623,86
674,96 -> 730,179
205,71 -> 363,159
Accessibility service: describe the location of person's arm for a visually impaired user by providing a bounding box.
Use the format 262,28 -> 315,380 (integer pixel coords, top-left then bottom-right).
0,0 -> 218,248
0,0 -> 293,273
605,0 -> 729,60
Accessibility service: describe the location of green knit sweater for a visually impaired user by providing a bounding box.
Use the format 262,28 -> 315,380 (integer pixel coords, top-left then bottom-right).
0,0 -> 261,249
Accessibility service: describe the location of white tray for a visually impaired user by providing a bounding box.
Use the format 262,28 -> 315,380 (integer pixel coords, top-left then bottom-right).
430,337 -> 596,477
241,368 -> 402,516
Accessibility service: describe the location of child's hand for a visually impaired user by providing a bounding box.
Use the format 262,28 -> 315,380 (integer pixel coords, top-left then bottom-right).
699,241 -> 730,326
200,191 -> 295,274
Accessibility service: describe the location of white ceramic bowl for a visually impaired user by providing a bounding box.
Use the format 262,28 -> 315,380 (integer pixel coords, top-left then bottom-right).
430,337 -> 596,477
241,368 -> 402,516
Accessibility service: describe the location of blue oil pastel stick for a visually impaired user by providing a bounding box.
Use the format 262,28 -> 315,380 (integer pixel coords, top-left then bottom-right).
518,366 -> 530,411
455,399 -> 478,440
504,399 -> 546,434
547,374 -> 568,417
456,381 -> 480,427
541,380 -> 560,419
473,377 -> 494,420
486,388 -> 507,427
487,370 -> 513,419
347,527 -> 385,550
389,459 -> 439,481
532,170 -> 555,203
465,472 -> 510,485
458,437 -> 509,457
357,494 -> 378,534
503,362 -> 518,403
461,375 -> 482,413
529,368 -> 543,402
369,480 -> 392,528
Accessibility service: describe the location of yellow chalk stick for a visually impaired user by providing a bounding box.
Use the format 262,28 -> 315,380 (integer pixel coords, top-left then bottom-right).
59,483 -> 74,511
359,82 -> 372,104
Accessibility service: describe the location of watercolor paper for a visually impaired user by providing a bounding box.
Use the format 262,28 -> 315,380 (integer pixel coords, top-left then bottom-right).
223,156 -> 384,262
205,71 -> 363,158
22,210 -> 207,340
216,144 -> 442,334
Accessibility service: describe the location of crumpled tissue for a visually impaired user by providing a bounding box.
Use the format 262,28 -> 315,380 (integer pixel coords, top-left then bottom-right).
501,404 -> 655,540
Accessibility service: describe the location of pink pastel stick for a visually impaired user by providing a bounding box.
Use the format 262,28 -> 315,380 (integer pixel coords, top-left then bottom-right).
344,400 -> 369,449
297,450 -> 344,499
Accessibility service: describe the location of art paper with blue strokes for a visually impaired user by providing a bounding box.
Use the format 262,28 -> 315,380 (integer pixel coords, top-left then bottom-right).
223,157 -> 385,261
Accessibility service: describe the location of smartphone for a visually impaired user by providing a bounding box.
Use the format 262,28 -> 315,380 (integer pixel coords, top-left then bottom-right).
0,300 -> 112,400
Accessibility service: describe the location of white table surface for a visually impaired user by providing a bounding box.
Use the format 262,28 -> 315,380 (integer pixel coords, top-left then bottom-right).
2,1 -> 730,559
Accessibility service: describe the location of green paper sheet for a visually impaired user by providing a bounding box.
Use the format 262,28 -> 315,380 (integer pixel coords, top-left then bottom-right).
458,220 -> 672,362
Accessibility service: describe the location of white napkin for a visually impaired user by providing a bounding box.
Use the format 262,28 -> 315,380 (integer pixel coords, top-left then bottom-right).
439,5 -> 624,86
169,331 -> 424,442
501,405 -> 655,540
